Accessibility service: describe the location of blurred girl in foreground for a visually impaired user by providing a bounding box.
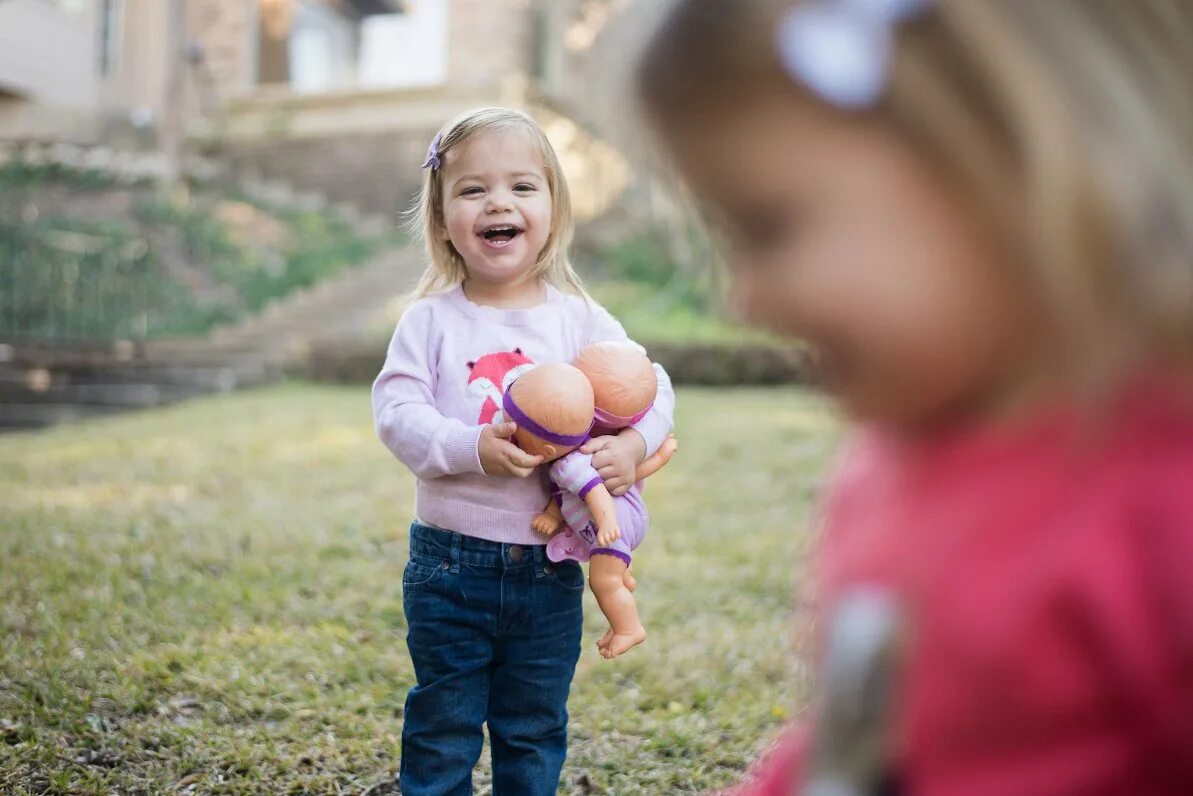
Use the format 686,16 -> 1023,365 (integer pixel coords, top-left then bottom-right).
637,1 -> 1193,793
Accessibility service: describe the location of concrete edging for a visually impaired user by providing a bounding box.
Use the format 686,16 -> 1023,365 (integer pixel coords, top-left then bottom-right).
304,338 -> 818,387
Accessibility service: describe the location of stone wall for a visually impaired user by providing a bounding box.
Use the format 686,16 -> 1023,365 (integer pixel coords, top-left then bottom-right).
182,1 -> 641,222
184,0 -> 540,217
305,337 -> 819,387
447,0 -> 533,90
219,128 -> 431,220
187,0 -> 533,106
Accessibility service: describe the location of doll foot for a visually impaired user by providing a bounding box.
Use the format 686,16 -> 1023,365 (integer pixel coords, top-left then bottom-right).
623,568 -> 637,592
598,626 -> 646,659
531,513 -> 561,536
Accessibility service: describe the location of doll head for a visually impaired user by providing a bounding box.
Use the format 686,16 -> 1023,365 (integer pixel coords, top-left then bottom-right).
503,362 -> 595,461
573,342 -> 658,430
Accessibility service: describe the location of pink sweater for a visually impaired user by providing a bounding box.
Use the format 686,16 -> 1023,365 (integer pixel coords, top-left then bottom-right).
372,283 -> 675,545
728,372 -> 1193,796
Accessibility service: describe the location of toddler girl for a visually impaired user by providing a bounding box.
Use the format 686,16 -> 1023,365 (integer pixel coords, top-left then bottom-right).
372,107 -> 675,795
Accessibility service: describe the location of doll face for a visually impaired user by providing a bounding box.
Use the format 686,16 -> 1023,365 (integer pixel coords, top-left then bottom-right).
512,430 -> 570,462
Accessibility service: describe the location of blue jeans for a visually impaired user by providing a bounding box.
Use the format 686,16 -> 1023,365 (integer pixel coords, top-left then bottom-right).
399,522 -> 585,796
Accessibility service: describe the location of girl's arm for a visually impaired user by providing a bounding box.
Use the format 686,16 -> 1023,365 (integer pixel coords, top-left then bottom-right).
372,303 -> 486,480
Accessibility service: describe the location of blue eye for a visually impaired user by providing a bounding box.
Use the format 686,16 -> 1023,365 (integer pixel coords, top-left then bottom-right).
514,183 -> 536,192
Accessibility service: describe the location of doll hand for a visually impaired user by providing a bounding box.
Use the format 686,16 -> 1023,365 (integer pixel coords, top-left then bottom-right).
532,510 -> 563,536
479,422 -> 543,478
581,430 -> 645,497
595,519 -> 622,547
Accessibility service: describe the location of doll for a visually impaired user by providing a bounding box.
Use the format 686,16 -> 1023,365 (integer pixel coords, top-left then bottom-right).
501,362 -> 642,657
509,344 -> 677,658
532,342 -> 678,556
577,341 -> 681,494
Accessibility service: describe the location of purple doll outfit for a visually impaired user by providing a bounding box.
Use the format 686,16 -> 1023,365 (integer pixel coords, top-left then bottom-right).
546,450 -> 648,566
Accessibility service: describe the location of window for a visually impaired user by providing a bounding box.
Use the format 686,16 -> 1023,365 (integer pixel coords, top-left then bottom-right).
358,1 -> 448,89
255,0 -> 443,92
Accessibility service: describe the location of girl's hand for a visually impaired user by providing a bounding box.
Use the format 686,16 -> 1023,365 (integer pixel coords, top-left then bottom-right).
479,422 -> 543,478
595,519 -> 622,547
581,430 -> 646,496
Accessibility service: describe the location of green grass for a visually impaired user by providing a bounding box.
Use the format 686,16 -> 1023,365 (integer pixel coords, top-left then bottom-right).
581,230 -> 783,348
0,385 -> 840,794
587,280 -> 782,348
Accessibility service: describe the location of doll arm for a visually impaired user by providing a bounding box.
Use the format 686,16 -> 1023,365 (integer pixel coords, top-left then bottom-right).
531,498 -> 565,537
635,433 -> 678,481
583,482 -> 622,547
372,304 -> 485,479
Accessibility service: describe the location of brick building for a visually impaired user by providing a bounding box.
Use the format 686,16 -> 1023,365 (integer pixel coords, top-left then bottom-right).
0,0 -> 634,219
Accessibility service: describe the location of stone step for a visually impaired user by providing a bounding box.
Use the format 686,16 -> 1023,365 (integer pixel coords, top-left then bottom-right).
0,402 -> 131,431
204,248 -> 418,345
0,359 -> 280,391
1,340 -> 283,368
0,380 -> 205,408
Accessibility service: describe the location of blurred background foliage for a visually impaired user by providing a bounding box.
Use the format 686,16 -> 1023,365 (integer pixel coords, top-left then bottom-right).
0,160 -> 392,343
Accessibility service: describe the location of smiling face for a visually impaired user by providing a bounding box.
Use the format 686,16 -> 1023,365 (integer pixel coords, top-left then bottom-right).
439,127 -> 554,293
668,96 -> 1044,427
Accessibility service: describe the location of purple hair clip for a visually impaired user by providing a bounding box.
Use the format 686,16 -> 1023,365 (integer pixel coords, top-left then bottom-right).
422,133 -> 442,171
777,0 -> 933,109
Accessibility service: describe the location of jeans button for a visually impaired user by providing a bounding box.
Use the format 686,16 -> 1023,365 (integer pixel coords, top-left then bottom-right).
543,564 -> 552,574
440,560 -> 450,569
509,545 -> 524,562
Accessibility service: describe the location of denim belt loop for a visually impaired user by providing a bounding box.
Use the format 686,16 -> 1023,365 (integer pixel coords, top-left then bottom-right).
449,531 -> 462,574
531,544 -> 545,565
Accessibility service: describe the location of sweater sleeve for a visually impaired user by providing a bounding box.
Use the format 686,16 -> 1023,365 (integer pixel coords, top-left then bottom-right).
372,303 -> 485,479
584,303 -> 676,458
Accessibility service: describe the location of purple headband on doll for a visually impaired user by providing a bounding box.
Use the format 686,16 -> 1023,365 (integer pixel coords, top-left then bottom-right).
777,0 -> 933,109
422,133 -> 442,171
502,388 -> 594,448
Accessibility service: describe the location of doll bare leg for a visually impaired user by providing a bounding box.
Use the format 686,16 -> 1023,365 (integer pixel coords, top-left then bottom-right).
589,554 -> 646,659
531,499 -> 565,537
635,433 -> 678,481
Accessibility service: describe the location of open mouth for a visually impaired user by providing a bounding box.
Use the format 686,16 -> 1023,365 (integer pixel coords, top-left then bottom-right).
478,224 -> 523,247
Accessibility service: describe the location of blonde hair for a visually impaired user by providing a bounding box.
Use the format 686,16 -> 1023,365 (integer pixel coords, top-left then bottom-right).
408,107 -> 588,300
638,0 -> 1193,376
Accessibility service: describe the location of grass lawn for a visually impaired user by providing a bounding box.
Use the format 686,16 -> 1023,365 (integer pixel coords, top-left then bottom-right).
586,281 -> 782,349
0,384 -> 841,794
